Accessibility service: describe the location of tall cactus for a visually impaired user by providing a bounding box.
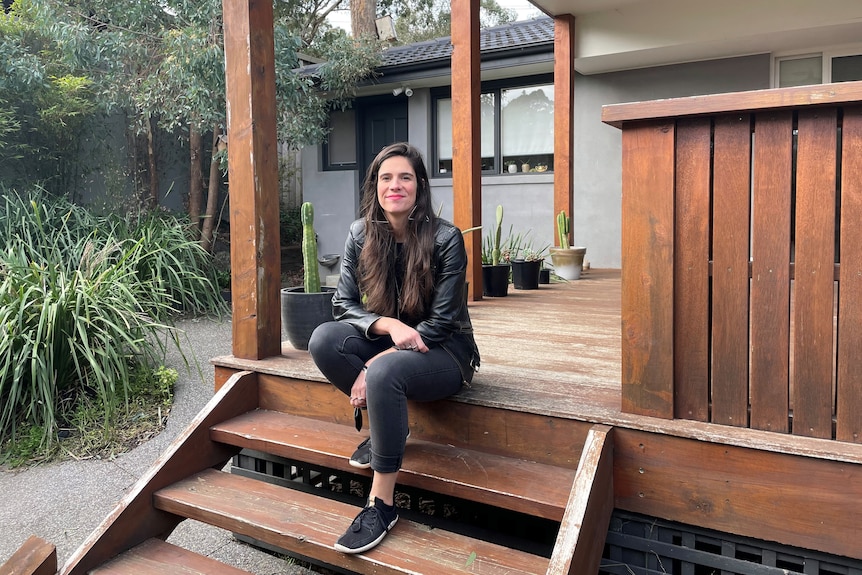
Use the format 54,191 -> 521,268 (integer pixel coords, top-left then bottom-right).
301,202 -> 321,293
491,204 -> 504,266
557,210 -> 570,250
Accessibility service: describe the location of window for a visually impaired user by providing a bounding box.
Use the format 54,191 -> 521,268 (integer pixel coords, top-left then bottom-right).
433,77 -> 554,176
323,108 -> 356,170
776,50 -> 862,88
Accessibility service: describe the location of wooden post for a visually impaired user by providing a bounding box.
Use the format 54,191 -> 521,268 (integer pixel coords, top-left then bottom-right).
223,0 -> 282,360
554,15 -> 575,247
451,0 -> 482,301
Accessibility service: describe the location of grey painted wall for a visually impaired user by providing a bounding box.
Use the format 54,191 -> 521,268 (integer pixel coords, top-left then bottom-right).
303,53 -> 771,272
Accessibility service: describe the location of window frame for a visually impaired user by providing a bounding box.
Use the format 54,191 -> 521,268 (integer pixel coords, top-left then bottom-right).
774,44 -> 862,88
322,107 -> 358,171
431,73 -> 554,178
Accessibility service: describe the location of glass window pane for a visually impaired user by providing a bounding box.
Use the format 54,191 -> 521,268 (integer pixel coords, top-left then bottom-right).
832,54 -> 862,83
501,84 -> 554,172
436,95 -> 495,173
328,109 -> 356,165
778,56 -> 822,88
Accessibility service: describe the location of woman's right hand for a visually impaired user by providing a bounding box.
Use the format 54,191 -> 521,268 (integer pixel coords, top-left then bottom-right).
373,317 -> 428,352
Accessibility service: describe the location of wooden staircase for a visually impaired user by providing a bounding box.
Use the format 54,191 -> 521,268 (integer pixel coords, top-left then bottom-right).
3,369 -> 615,575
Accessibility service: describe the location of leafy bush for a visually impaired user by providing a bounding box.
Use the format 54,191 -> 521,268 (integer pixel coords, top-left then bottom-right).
0,189 -> 225,452
280,205 -> 302,246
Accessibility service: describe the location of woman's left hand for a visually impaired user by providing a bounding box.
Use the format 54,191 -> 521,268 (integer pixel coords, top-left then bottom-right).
350,370 -> 367,408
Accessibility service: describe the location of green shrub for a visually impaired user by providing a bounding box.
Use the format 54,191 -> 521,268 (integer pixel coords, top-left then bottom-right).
280,205 -> 302,246
0,189 -> 223,453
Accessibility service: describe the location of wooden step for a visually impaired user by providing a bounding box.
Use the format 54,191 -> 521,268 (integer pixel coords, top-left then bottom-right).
0,535 -> 56,575
155,467 -> 549,575
90,538 -> 252,574
211,409 -> 576,521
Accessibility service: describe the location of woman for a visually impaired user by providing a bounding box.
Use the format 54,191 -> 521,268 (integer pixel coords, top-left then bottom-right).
308,142 -> 480,554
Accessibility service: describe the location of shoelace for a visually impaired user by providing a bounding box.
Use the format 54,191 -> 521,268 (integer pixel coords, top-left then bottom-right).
350,505 -> 389,534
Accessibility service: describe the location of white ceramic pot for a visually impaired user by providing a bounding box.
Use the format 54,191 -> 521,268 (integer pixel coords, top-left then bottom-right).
549,247 -> 587,280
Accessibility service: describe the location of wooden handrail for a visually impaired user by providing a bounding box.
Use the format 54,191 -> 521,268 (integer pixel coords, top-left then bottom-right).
602,80 -> 862,128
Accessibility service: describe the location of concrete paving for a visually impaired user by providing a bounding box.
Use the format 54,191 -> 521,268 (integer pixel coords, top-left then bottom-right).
0,316 -> 317,574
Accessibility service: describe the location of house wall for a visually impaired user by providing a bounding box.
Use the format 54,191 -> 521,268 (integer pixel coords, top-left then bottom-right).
303,53 -> 770,271
574,53 -> 770,267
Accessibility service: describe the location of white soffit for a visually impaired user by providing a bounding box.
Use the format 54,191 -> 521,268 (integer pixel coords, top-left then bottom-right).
528,0 -> 862,74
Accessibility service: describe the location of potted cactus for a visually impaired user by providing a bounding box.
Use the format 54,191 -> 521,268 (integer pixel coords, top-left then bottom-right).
280,202 -> 335,350
549,210 -> 587,280
481,205 -> 511,297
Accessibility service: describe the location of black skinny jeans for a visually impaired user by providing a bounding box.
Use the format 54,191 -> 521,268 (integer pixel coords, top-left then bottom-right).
308,321 -> 464,473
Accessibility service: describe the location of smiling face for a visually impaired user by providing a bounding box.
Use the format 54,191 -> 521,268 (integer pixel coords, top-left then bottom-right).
376,155 -> 418,225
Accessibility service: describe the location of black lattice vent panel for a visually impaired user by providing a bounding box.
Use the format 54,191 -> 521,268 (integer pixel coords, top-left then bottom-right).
231,450 -> 862,575
601,510 -> 862,575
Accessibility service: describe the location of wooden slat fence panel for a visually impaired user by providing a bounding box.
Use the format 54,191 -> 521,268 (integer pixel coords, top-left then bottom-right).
612,82 -> 862,442
792,108 -> 837,439
837,106 -> 862,443
620,120 -> 675,419
748,111 -> 793,434
710,114 -> 752,428
673,119 -> 712,422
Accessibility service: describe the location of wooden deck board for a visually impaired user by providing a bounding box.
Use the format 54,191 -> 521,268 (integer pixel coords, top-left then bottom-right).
211,269 -> 862,465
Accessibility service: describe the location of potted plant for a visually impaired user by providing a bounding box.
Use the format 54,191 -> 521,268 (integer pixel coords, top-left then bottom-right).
549,210 -> 587,280
505,161 -> 518,174
481,205 -> 511,297
520,160 -> 531,173
511,239 -> 548,290
280,202 -> 335,350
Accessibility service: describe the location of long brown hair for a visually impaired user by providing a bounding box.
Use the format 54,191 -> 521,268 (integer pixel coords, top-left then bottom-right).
358,143 -> 435,322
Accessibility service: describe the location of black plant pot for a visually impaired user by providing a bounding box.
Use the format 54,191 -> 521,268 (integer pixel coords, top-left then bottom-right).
511,259 -> 542,290
280,286 -> 336,350
482,264 -> 510,297
539,268 -> 551,284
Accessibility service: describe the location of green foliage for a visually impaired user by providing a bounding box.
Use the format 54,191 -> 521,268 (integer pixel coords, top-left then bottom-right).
0,189 -> 222,453
380,0 -> 516,44
301,202 -> 321,293
2,0 -> 380,201
0,1 -> 102,193
280,205 -> 303,246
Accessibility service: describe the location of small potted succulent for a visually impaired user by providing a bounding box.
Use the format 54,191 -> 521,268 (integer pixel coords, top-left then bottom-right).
511,239 -> 548,290
280,202 -> 335,350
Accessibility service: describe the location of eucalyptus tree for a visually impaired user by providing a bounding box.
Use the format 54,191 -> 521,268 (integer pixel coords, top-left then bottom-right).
3,0 -> 378,251
377,0 -> 516,44
0,0 -> 99,195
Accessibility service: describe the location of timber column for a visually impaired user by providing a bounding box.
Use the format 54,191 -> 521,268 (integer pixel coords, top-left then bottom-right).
223,0 -> 282,359
451,0 -> 483,300
554,15 -> 575,247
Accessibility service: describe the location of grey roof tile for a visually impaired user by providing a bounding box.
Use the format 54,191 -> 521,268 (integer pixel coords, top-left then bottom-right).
380,17 -> 554,68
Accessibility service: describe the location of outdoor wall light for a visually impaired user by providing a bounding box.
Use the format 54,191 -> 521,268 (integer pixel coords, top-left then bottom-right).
392,87 -> 403,96
392,87 -> 414,97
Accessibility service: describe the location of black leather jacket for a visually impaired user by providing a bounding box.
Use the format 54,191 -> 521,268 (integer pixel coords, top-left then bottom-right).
333,218 -> 480,384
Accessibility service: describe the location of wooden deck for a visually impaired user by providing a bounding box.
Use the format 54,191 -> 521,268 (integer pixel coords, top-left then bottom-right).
214,268 -> 862,467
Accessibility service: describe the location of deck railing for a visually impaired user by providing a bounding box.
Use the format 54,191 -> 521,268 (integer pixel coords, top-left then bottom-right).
603,81 -> 862,443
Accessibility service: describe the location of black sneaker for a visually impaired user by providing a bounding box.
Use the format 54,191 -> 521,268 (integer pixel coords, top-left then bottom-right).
349,437 -> 372,469
334,498 -> 399,554
348,432 -> 409,469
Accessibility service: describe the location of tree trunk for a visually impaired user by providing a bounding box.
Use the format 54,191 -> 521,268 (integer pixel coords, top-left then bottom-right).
200,124 -> 222,253
351,0 -> 377,39
146,115 -> 159,209
188,122 -> 203,233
